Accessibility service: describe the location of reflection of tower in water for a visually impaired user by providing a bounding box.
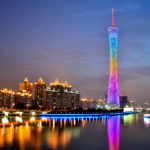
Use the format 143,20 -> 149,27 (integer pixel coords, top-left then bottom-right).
107,117 -> 120,150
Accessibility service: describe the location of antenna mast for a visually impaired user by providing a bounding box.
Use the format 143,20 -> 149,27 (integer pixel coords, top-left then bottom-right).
112,8 -> 115,27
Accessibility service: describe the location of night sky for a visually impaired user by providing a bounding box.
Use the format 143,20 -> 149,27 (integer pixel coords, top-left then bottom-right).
0,0 -> 150,104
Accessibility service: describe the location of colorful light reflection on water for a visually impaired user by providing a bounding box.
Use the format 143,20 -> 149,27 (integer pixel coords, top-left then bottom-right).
107,116 -> 120,150
144,118 -> 150,127
0,114 -> 149,150
123,114 -> 134,125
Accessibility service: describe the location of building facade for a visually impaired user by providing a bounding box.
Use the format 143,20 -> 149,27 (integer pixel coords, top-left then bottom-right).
0,88 -> 15,109
80,98 -> 89,109
19,77 -> 32,93
43,79 -> 80,110
0,88 -> 32,109
34,78 -> 46,107
120,96 -> 128,108
17,77 -> 33,108
15,91 -> 32,109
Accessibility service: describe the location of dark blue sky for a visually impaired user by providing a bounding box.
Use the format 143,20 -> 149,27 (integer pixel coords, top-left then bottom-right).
0,0 -> 150,104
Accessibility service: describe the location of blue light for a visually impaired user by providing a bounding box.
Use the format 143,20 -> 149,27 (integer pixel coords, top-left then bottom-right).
39,112 -> 134,120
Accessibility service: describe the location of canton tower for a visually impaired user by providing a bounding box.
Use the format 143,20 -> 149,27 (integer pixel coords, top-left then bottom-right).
107,8 -> 120,107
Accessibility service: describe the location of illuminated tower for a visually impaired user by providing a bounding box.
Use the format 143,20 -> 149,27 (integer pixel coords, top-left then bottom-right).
107,8 -> 120,107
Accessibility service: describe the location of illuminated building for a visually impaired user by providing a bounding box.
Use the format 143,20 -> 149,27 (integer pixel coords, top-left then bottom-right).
96,99 -> 106,109
19,78 -> 32,94
81,98 -> 105,109
0,88 -> 15,109
17,78 -> 33,108
34,78 -> 46,107
80,98 -> 89,109
88,99 -> 96,109
107,8 -> 120,107
129,100 -> 136,108
43,78 -> 80,110
15,90 -> 32,109
0,88 -> 32,109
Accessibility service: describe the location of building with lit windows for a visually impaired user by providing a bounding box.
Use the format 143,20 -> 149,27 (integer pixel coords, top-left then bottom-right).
0,88 -> 15,109
81,98 -> 106,109
80,98 -> 89,109
19,77 -> 32,93
0,88 -> 32,109
33,78 -> 46,108
15,90 -> 32,109
17,78 -> 33,109
43,78 -> 80,110
96,99 -> 106,109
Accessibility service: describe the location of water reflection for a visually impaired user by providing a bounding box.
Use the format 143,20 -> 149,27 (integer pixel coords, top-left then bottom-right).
0,114 -> 146,150
144,118 -> 150,127
123,114 -> 134,126
107,116 -> 120,150
0,116 -> 82,149
45,119 -> 81,149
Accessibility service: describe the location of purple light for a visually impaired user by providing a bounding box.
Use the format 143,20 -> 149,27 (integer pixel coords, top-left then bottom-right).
107,9 -> 120,107
107,117 -> 120,150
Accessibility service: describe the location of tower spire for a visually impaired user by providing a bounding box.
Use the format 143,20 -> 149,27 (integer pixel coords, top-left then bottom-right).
112,8 -> 115,27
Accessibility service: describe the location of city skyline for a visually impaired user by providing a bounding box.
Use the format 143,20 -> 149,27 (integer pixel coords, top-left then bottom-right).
1,0 -> 150,104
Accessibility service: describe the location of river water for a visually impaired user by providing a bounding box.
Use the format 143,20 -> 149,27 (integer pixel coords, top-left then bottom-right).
0,113 -> 150,150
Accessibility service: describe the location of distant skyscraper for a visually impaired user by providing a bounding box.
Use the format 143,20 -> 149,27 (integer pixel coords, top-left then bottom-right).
34,78 -> 46,107
107,8 -> 120,107
19,77 -> 32,93
120,96 -> 128,108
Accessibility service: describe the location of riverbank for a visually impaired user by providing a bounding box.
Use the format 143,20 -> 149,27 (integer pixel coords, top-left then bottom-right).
0,108 -> 137,117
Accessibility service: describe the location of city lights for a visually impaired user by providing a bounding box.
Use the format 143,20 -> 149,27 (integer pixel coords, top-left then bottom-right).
123,107 -> 134,112
0,1 -> 149,149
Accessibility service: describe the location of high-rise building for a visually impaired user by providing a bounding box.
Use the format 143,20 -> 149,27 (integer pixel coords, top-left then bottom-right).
15,91 -> 32,109
0,88 -> 32,109
17,78 -> 33,109
120,96 -> 128,108
0,88 -> 15,109
34,78 -> 46,107
81,98 -> 98,109
107,8 -> 120,107
43,78 -> 80,110
19,77 -> 32,93
80,98 -> 89,109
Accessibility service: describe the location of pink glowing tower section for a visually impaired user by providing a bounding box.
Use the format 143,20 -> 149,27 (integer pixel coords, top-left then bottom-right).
107,117 -> 120,150
107,8 -> 120,107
